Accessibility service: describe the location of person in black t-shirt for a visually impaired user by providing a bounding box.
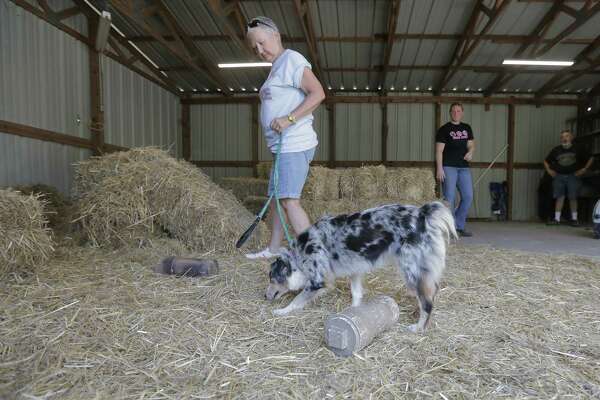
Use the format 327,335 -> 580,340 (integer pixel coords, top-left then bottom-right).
543,130 -> 593,226
435,103 -> 475,237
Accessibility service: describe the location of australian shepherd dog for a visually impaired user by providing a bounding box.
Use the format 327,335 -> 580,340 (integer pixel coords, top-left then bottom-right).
266,201 -> 456,332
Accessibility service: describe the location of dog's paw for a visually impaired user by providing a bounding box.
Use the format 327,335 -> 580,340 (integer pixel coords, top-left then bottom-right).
272,308 -> 290,316
407,324 -> 423,333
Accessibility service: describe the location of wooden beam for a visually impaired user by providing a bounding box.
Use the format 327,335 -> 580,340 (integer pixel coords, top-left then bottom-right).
88,14 -> 104,156
536,35 -> 600,98
328,104 -> 336,168
125,33 -> 598,45
182,95 -> 581,106
381,103 -> 388,163
207,0 -> 255,57
292,0 -> 330,96
109,0 -> 231,93
485,1 -> 564,95
251,102 -> 259,177
378,0 -> 401,88
532,1 -> 600,57
181,102 -> 191,161
0,120 -> 95,150
436,0 -> 511,94
54,6 -> 82,21
507,103 -> 515,220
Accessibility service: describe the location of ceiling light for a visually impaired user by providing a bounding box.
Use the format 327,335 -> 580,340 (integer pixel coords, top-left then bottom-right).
218,62 -> 272,68
253,87 -> 258,92
502,59 -> 573,67
428,86 -> 432,91
465,87 -> 470,91
452,87 -> 457,91
477,88 -> 482,92
192,88 -> 198,92
340,86 -> 345,90
527,88 -> 532,92
377,86 -> 382,90
415,86 -> 420,91
241,87 -> 246,91
228,87 -> 234,91
515,88 -> 520,92
365,86 -> 370,90
327,85 -> 332,90
205,88 -> 210,92
502,88 -> 507,92
178,87 -> 184,92
587,106 -> 592,112
390,86 -> 395,90
217,88 -> 222,92
402,86 -> 407,91
353,86 -> 357,90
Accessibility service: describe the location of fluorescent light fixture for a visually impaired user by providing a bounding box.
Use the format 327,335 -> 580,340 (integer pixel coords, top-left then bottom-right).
587,107 -> 592,112
365,86 -> 370,90
427,86 -> 432,91
415,86 -> 420,91
340,86 -> 345,90
218,62 -> 272,68
353,86 -> 357,90
503,59 -> 573,66
402,86 -> 407,91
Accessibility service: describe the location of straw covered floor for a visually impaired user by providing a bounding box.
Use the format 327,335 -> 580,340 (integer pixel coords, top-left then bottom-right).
2,239 -> 599,399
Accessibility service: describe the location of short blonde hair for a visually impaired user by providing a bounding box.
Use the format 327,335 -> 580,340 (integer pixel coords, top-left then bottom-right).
246,16 -> 279,34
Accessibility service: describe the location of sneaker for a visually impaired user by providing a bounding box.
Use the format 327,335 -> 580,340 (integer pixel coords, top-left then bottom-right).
456,229 -> 473,237
569,220 -> 580,227
245,248 -> 280,259
546,219 -> 560,226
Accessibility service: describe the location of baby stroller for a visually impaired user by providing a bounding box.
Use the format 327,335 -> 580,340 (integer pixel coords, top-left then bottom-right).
593,199 -> 600,239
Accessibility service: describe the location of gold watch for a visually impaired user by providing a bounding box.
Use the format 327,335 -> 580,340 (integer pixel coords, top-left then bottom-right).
287,114 -> 297,124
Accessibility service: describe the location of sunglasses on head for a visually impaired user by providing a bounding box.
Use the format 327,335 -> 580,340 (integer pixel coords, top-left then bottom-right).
247,19 -> 274,31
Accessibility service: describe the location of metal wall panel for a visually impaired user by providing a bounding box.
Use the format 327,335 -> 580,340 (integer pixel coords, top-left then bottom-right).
190,103 -> 252,162
512,169 -> 545,222
0,132 -> 91,195
441,103 -> 509,163
1,0 -> 90,138
514,105 -> 578,163
101,56 -> 181,157
336,103 -> 382,161
467,167 -> 508,220
387,103 -> 436,161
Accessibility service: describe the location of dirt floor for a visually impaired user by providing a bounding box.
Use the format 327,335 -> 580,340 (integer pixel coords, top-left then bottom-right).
1,237 -> 600,399
461,221 -> 600,260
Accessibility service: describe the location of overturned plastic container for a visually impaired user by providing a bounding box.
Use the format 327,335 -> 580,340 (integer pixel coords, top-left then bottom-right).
325,295 -> 400,357
153,256 -> 219,277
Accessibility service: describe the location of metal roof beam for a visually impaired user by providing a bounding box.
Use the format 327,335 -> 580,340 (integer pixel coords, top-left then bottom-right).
436,0 -> 511,95
207,0 -> 255,57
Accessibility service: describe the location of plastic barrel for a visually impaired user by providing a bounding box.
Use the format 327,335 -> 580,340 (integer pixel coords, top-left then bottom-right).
324,295 -> 400,357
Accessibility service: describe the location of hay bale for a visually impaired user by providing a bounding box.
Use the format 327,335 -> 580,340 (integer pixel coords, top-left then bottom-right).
0,189 -> 54,272
301,199 -> 359,221
256,161 -> 272,179
385,167 -> 436,203
302,166 -> 340,201
243,195 -> 270,216
73,148 -> 268,252
339,165 -> 386,201
217,177 -> 269,201
14,184 -> 69,228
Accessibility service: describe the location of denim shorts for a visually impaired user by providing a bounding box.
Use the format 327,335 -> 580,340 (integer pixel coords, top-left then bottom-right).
552,173 -> 580,200
268,147 -> 316,199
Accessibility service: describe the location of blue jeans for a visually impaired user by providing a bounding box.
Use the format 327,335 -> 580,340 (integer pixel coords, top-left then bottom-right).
442,167 -> 473,230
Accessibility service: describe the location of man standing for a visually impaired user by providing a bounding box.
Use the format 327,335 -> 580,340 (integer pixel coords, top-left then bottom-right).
436,103 -> 475,237
544,130 -> 593,226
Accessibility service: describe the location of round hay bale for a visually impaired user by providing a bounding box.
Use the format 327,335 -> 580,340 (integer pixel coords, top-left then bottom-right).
243,195 -> 270,216
385,168 -> 436,203
217,177 -> 269,201
0,189 -> 54,272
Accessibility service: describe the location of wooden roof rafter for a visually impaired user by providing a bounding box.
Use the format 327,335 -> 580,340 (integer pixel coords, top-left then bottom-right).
108,0 -> 231,95
485,0 -> 600,95
535,35 -> 600,98
378,0 -> 401,92
435,0 -> 511,95
292,0 -> 330,96
207,0 -> 255,57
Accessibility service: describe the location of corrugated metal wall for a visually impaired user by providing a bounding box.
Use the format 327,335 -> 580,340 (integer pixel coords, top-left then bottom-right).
512,105 -> 577,220
336,103 -> 382,161
190,103 -> 253,179
387,103 -> 436,162
0,0 -> 92,195
102,56 -> 181,157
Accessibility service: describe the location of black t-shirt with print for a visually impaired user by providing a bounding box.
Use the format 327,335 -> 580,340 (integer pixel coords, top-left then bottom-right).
436,122 -> 474,168
545,144 -> 591,175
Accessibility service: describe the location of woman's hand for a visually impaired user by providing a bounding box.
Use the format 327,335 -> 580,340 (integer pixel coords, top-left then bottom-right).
436,168 -> 445,182
463,151 -> 473,161
270,117 -> 292,134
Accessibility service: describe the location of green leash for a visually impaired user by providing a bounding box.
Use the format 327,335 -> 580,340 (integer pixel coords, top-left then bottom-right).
236,134 -> 293,248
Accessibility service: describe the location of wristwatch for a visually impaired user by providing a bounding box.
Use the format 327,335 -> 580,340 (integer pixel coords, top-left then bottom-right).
287,114 -> 297,124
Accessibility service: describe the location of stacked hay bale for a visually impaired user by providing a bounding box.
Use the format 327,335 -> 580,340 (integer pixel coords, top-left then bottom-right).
72,148 -> 267,252
301,165 -> 438,221
0,189 -> 54,273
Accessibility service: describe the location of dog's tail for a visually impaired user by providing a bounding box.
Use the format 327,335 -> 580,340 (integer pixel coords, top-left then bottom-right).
419,201 -> 457,243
